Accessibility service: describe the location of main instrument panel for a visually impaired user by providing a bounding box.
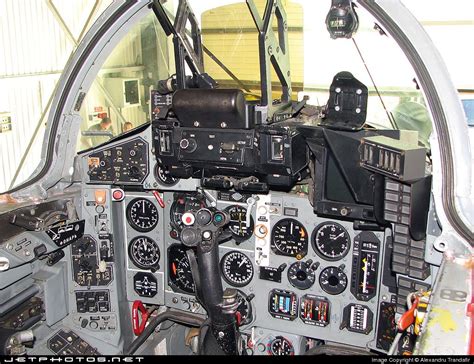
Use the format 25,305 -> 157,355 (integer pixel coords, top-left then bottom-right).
112,166 -> 391,353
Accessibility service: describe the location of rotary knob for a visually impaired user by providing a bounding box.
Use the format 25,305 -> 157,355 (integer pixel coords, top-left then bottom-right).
179,138 -> 197,153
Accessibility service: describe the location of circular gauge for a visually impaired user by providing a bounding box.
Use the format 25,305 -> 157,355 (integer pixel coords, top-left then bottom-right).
287,261 -> 316,290
319,266 -> 348,295
126,198 -> 159,232
312,222 -> 351,261
267,336 -> 294,356
128,236 -> 160,270
220,251 -> 254,287
170,193 -> 207,239
154,164 -> 179,187
225,205 -> 254,242
271,218 -> 308,258
235,290 -> 253,326
168,244 -> 195,294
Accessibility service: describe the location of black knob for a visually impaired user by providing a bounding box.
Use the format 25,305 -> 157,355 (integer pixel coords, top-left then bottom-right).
181,227 -> 199,247
196,209 -> 212,226
128,165 -> 141,179
179,138 -> 197,153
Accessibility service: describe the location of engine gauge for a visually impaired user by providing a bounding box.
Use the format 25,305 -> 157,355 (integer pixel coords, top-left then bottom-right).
235,290 -> 253,326
267,336 -> 294,356
126,198 -> 159,232
128,236 -> 160,270
170,192 -> 207,239
220,251 -> 254,287
271,218 -> 308,258
154,164 -> 179,186
225,205 -> 254,242
300,295 -> 330,326
268,289 -> 298,320
287,261 -> 316,290
168,244 -> 195,294
312,222 -> 350,261
319,266 -> 348,295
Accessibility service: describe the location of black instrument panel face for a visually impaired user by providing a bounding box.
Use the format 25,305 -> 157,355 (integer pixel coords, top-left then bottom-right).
71,235 -> 113,287
220,251 -> 254,287
300,295 -> 330,327
128,236 -> 160,270
267,336 -> 295,356
126,198 -> 159,232
87,138 -> 149,184
168,244 -> 195,294
319,266 -> 348,295
312,222 -> 351,261
225,205 -> 254,242
271,218 -> 308,258
350,232 -> 380,301
268,289 -> 298,321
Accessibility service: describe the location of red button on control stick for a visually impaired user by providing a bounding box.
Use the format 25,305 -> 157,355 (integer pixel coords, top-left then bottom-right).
182,212 -> 195,226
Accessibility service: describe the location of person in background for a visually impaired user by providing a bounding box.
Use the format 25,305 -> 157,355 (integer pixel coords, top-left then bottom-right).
123,121 -> 134,132
83,116 -> 115,148
391,101 -> 432,148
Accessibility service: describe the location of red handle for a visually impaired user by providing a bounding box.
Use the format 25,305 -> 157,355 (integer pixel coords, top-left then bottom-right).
152,190 -> 165,209
398,296 -> 419,331
132,300 -> 150,336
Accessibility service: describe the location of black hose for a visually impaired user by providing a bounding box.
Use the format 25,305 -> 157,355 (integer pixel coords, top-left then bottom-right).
125,310 -> 206,355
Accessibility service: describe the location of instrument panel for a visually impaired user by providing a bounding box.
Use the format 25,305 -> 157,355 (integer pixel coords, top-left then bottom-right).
86,138 -> 149,184
57,124 -> 432,356
117,185 -> 389,352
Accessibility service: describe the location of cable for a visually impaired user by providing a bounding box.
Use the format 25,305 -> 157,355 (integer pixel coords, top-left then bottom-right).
352,38 -> 398,130
125,309 -> 206,355
198,318 -> 212,355
388,332 -> 403,355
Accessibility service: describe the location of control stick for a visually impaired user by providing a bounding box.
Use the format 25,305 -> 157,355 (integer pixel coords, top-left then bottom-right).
180,208 -> 242,355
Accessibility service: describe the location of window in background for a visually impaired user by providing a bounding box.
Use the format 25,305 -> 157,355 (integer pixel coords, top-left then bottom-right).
0,0 -> 112,193
77,11 -> 175,152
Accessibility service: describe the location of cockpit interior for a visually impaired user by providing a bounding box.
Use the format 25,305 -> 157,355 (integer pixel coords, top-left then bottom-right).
0,0 -> 472,357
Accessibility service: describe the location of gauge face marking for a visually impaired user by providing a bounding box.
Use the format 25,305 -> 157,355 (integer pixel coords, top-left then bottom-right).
128,236 -> 160,270
312,222 -> 350,261
287,261 -> 316,290
126,198 -> 159,232
271,218 -> 308,257
168,244 -> 195,294
267,336 -> 294,356
319,266 -> 348,295
154,164 -> 179,186
220,251 -> 254,287
225,205 -> 254,242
